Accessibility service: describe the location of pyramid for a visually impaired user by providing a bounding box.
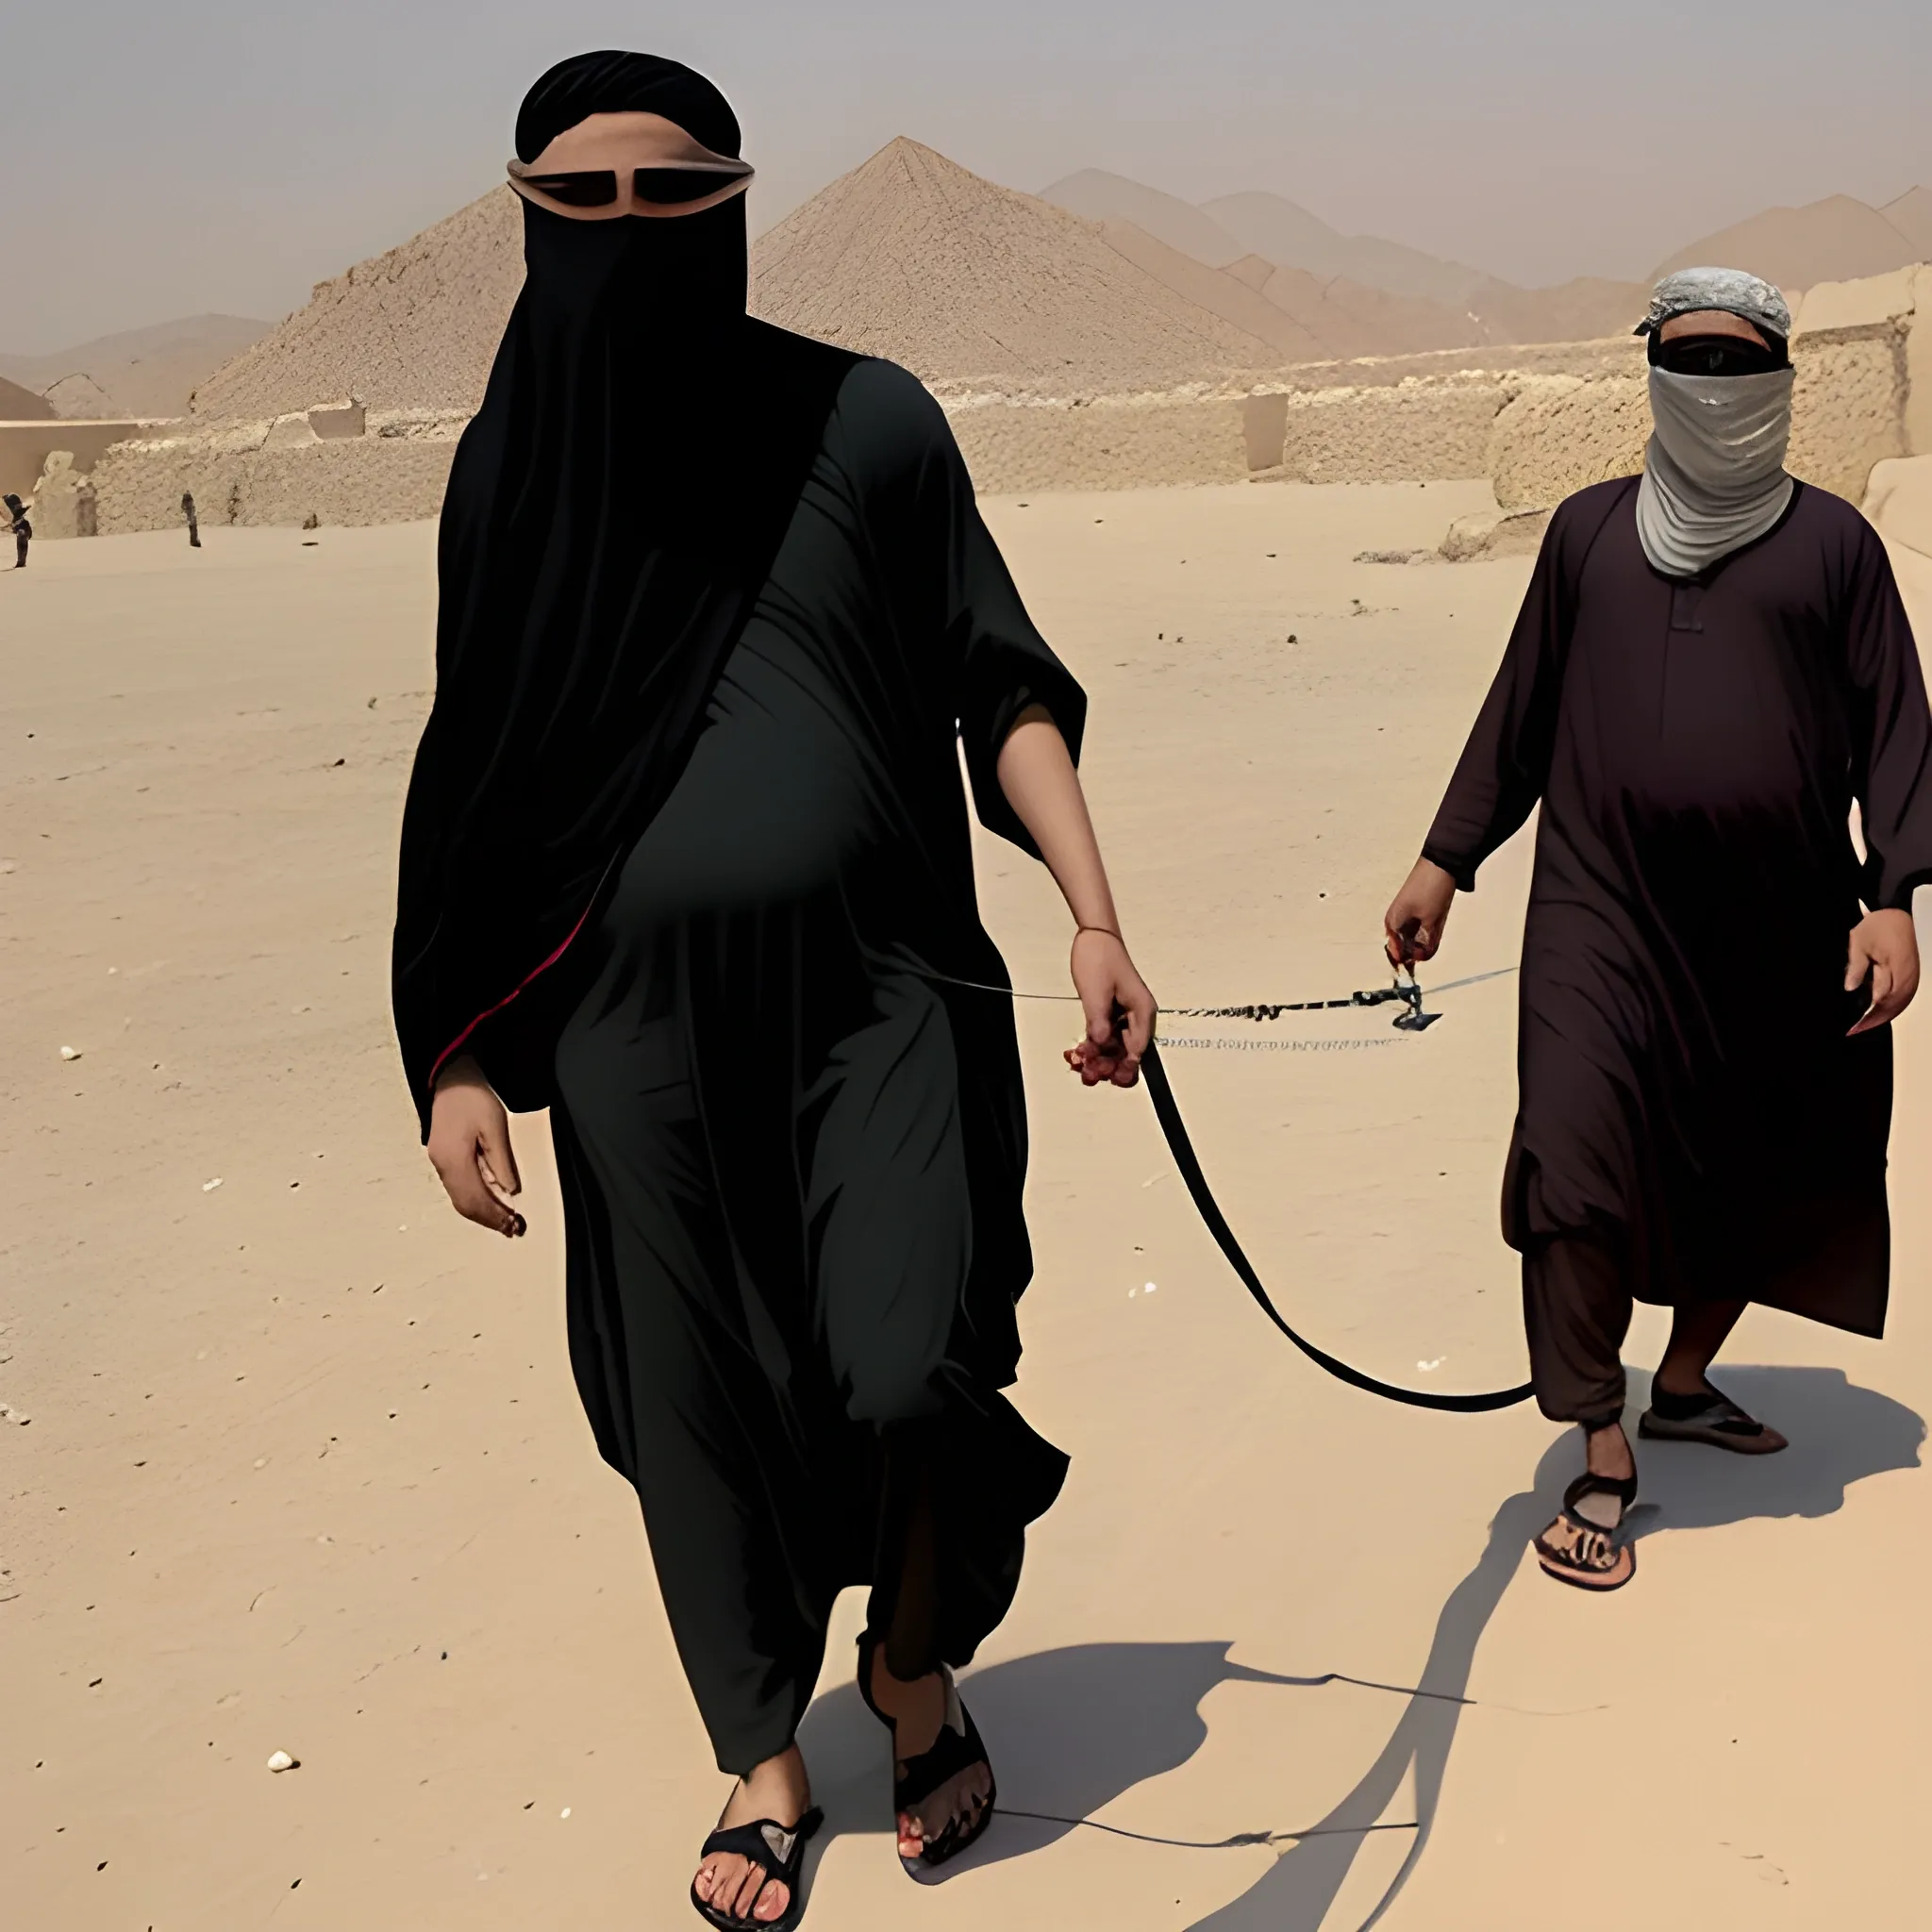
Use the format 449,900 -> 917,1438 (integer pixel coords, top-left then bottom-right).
192,189 -> 524,419
750,138 -> 1280,391
0,373 -> 54,420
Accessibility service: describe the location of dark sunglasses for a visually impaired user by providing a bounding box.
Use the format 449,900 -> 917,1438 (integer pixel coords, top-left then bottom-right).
1649,331 -> 1789,377
507,158 -> 754,208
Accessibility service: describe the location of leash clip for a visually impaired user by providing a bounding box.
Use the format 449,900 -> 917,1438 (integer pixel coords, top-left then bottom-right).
1391,962 -> 1441,1032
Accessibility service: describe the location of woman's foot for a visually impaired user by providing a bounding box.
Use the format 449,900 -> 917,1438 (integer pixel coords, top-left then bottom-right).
866,1644 -> 992,1861
692,1745 -> 812,1925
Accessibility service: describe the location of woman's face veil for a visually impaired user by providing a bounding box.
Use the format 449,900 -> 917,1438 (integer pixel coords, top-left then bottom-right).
510,52 -> 753,344
392,52 -> 858,1134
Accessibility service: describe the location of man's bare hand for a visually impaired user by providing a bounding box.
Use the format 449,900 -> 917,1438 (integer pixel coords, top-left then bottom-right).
1384,857 -> 1458,967
427,1056 -> 526,1237
1846,908 -> 1921,1036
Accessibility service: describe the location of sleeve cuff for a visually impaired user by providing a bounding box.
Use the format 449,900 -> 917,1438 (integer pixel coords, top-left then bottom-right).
1422,842 -> 1478,893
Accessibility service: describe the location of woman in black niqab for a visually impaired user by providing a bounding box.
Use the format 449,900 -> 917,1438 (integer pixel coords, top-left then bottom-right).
392,51 -> 1157,1930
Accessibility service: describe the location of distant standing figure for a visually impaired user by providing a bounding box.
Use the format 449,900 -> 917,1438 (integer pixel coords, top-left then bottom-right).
182,491 -> 201,548
5,493 -> 28,568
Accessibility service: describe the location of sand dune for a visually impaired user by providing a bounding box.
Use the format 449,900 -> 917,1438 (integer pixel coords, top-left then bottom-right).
751,139 -> 1280,391
0,316 -> 270,419
1652,191 -> 1929,291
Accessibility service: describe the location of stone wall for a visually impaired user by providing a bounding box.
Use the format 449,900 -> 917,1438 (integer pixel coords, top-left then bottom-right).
88,408 -> 466,536
1488,375 -> 1649,510
1865,454 -> 1932,560
2,419 -> 149,499
946,391 -> 1251,493
1482,264 -> 1928,511
1783,264 -> 1921,501
1274,373 -> 1522,483
37,263 -> 1928,531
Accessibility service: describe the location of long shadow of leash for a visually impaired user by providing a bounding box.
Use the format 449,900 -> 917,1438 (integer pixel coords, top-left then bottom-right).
791,1367 -> 1921,1922
1184,1365 -> 1922,1930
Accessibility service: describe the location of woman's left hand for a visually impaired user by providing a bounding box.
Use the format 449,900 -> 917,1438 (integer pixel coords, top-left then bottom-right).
1062,928 -> 1157,1088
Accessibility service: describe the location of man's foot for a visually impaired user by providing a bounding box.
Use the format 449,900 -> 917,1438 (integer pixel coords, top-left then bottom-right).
1534,1421 -> 1638,1591
692,1745 -> 812,1925
1641,1375 -> 1787,1453
866,1644 -> 993,1862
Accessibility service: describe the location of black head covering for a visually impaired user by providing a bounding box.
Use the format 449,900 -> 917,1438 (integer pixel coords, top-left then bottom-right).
513,48 -> 742,162
392,51 -> 855,1133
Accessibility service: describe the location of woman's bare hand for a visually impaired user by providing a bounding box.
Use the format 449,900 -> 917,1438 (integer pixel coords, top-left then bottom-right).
1384,857 -> 1458,967
1061,928 -> 1157,1088
1847,908 -> 1921,1035
427,1056 -> 526,1237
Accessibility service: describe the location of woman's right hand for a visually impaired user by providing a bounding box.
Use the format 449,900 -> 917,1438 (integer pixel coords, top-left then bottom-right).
427,1056 -> 526,1238
1384,857 -> 1458,967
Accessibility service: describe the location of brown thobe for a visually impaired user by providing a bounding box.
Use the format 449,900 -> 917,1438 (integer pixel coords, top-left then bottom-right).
1424,477 -> 1932,1421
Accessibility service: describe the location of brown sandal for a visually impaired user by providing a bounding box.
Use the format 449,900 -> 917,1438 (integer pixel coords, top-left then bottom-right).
1534,1472 -> 1638,1591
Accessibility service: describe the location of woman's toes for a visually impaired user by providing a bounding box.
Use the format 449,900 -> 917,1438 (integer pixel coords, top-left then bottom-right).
728,1863 -> 769,1920
694,1856 -> 720,1902
753,1880 -> 790,1923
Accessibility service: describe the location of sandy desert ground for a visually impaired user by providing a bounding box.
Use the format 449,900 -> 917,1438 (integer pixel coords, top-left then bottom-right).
5,484 -> 1930,1930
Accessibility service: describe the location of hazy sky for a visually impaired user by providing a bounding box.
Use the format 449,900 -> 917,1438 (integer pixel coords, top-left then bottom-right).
4,0 -> 1929,352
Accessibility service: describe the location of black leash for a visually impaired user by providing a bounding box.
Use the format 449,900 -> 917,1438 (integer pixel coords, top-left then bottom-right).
925,957 -> 1535,1411
1140,1035 -> 1533,1412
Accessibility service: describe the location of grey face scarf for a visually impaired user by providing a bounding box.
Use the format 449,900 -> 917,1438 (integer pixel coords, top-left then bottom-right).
1634,363 -> 1795,577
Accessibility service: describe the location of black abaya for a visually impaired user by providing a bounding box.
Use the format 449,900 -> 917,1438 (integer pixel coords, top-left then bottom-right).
553,358 -> 1078,1774
1425,477 -> 1932,1330
392,54 -> 1084,1780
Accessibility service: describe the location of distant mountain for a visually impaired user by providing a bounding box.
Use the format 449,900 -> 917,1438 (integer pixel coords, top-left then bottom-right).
1045,172 -> 1644,352
1650,192 -> 1930,291
1041,170 -> 1249,269
1202,191 -> 1499,309
0,314 -> 271,418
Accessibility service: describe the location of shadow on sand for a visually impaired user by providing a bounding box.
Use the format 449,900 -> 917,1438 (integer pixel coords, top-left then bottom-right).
796,1364 -> 1920,1927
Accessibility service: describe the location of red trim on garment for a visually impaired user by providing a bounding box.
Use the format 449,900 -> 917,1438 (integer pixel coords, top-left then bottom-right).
426,895 -> 599,1095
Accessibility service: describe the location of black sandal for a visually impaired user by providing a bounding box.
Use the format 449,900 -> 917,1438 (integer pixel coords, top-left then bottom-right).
857,1634 -> 997,1871
1640,1381 -> 1786,1454
690,1806 -> 824,1930
1534,1472 -> 1638,1591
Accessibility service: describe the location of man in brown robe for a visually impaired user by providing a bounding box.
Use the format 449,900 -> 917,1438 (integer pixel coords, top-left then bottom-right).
1384,268 -> 1932,1591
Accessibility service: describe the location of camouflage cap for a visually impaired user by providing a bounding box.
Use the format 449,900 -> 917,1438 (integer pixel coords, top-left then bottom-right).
1636,267 -> 1792,341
